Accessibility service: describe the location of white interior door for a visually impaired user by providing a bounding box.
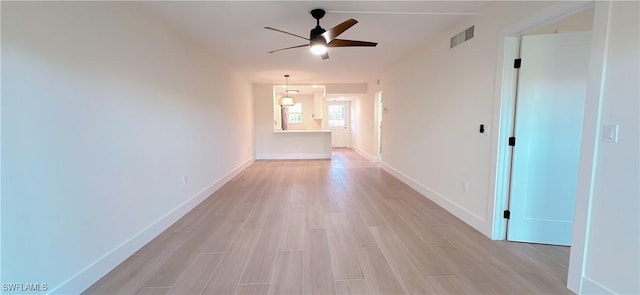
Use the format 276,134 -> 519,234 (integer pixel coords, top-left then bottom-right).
327,101 -> 349,147
507,32 -> 591,246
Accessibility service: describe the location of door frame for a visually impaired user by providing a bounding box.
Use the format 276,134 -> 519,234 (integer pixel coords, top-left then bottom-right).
374,91 -> 383,162
488,1 -> 608,293
326,100 -> 350,148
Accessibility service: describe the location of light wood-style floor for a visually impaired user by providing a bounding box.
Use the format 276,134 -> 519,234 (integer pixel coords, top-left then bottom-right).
84,148 -> 572,295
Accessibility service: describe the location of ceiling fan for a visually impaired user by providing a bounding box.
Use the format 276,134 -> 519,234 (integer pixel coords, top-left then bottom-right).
265,8 -> 377,60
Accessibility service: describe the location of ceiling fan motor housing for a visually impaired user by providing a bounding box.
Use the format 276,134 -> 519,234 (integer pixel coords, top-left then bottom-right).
310,26 -> 326,39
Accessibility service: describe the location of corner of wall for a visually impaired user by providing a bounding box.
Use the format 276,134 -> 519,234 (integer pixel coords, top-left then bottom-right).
352,145 -> 379,163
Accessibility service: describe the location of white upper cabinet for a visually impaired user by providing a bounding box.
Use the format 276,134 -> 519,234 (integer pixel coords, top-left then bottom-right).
312,91 -> 324,119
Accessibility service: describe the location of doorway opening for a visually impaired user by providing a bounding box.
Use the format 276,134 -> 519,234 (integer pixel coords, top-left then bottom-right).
490,5 -> 595,288
327,101 -> 350,148
374,91 -> 383,162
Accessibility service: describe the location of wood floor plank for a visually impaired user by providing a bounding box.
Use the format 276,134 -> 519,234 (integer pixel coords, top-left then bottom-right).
335,280 -> 373,295
244,194 -> 280,230
428,276 -> 471,295
166,253 -> 223,295
201,230 -> 260,294
280,204 -> 305,252
134,287 -> 169,295
140,215 -> 227,288
240,214 -> 286,284
268,251 -> 303,295
235,284 -> 271,295
430,245 -> 501,294
327,213 -> 364,280
518,272 -> 574,294
348,185 -> 387,226
530,243 -> 571,266
354,247 -> 404,294
340,198 -> 377,248
305,199 -> 327,229
372,198 -> 456,276
200,202 -> 254,253
303,228 -> 336,295
430,244 -> 541,295
504,241 -> 569,282
368,226 -> 438,294
384,198 -> 450,246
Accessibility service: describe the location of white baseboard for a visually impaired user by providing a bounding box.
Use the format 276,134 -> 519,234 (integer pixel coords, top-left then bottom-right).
581,276 -> 617,294
351,145 -> 379,163
380,162 -> 489,237
51,157 -> 255,294
256,153 -> 330,160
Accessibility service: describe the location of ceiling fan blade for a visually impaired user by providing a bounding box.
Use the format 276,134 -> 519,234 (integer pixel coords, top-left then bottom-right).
321,52 -> 329,60
326,10 -> 478,16
264,27 -> 310,41
328,39 -> 378,47
268,44 -> 308,54
321,18 -> 357,43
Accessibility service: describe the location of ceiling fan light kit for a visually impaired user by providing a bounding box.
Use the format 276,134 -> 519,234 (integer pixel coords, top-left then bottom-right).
265,8 -> 377,60
310,37 -> 328,55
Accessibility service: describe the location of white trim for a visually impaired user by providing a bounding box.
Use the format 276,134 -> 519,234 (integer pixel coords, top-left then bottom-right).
569,1 -> 610,293
581,276 -> 617,295
256,153 -> 331,160
352,145 -> 379,163
489,35 -> 521,241
381,162 -> 489,236
50,157 -> 255,294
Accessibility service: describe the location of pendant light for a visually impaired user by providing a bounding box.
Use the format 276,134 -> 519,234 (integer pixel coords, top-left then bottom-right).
278,74 -> 297,106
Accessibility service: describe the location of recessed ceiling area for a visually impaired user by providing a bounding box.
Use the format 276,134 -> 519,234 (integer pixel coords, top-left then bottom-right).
135,1 -> 494,84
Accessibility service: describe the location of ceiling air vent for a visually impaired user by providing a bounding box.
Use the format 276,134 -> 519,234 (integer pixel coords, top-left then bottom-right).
450,25 -> 475,49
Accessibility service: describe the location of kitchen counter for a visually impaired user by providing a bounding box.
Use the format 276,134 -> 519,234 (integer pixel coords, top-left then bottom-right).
256,129 -> 332,160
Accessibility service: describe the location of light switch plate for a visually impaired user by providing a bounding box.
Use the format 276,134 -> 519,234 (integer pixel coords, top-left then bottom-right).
603,124 -> 619,143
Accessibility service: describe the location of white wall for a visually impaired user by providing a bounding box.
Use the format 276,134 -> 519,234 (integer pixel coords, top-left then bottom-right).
529,7 -> 594,35
379,1 -> 551,235
1,2 -> 254,293
350,84 -> 379,161
578,1 -> 639,293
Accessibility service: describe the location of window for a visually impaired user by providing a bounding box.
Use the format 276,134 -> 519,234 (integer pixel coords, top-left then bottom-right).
327,104 -> 345,127
287,103 -> 302,124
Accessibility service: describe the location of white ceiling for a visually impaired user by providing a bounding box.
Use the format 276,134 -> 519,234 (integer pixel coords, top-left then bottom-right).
136,1 -> 494,85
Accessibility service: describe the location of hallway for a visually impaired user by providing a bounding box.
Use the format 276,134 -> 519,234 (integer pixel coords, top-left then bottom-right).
84,149 -> 571,294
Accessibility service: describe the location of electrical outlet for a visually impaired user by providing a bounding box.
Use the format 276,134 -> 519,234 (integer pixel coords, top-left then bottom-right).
463,181 -> 469,193
182,176 -> 187,185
